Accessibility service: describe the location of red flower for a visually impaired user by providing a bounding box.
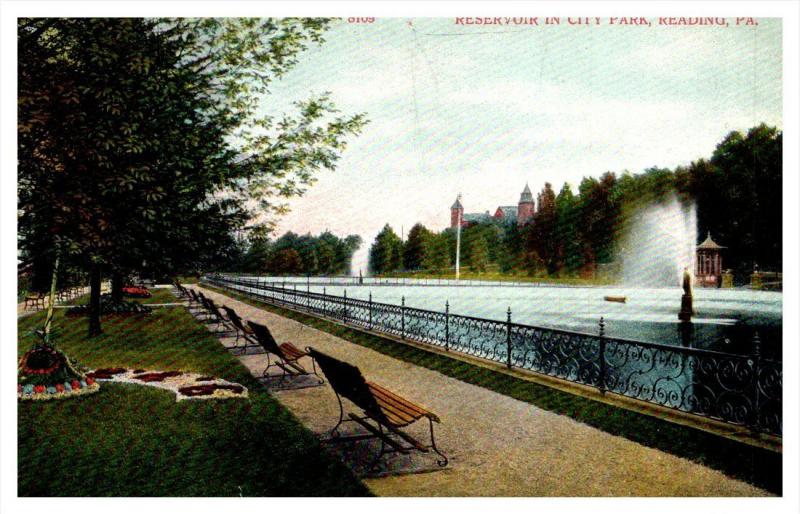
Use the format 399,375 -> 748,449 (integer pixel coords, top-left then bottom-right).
86,377 -> 95,385
71,380 -> 80,390
34,385 -> 45,394
55,383 -> 65,392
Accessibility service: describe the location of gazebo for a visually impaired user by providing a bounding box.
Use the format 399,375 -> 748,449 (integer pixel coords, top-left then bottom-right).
696,232 -> 725,287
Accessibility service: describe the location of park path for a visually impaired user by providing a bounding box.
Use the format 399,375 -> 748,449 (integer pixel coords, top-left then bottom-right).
192,285 -> 770,497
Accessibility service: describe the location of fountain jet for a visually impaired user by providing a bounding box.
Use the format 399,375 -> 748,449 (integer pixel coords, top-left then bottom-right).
618,194 -> 697,288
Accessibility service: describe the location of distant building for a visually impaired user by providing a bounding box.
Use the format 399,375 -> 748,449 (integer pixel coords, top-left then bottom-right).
517,184 -> 535,225
450,184 -> 535,228
695,232 -> 725,287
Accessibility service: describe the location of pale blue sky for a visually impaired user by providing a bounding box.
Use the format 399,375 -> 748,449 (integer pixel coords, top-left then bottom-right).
260,17 -> 782,273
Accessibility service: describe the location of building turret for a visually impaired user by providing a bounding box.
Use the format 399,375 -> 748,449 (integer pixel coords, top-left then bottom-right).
517,183 -> 535,225
450,196 -> 464,228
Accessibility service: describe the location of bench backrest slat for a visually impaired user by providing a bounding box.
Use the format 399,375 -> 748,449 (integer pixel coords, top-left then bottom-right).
222,306 -> 246,332
307,348 -> 385,422
248,321 -> 286,359
206,300 -> 224,319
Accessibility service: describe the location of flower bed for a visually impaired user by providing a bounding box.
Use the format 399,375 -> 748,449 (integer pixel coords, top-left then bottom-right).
18,345 -> 100,401
122,286 -> 152,298
84,368 -> 248,401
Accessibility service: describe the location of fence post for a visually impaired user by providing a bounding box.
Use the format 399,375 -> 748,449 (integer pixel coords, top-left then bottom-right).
368,292 -> 373,330
323,287 -> 327,317
293,284 -> 297,306
445,300 -> 450,352
598,317 -> 607,394
506,307 -> 512,369
401,296 -> 406,340
343,289 -> 348,324
751,331 -> 762,431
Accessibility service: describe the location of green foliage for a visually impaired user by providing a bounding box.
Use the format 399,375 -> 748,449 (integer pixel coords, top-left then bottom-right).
464,230 -> 490,272
422,232 -> 451,272
402,223 -> 432,271
368,224 -> 403,274
699,124 -> 782,275
18,18 -> 367,332
236,230 -> 361,275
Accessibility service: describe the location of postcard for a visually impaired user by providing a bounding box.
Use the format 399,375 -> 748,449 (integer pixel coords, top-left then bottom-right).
5,3 -> 798,513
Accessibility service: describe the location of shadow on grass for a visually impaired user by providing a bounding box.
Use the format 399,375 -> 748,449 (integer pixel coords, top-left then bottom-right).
17,306 -> 370,497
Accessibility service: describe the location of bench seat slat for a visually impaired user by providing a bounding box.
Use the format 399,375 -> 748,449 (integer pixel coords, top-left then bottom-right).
279,342 -> 307,360
368,382 -> 429,416
367,381 -> 439,423
368,388 -> 425,424
368,406 -> 415,427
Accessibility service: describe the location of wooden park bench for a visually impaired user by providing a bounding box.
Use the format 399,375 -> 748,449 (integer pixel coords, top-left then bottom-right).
172,279 -> 189,299
188,290 -> 213,319
220,305 -> 261,354
247,321 -> 324,386
57,288 -> 71,302
307,348 -> 448,470
199,297 -> 236,336
24,292 -> 46,310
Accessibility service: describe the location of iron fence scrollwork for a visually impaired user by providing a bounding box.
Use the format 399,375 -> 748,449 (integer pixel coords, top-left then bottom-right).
201,273 -> 782,436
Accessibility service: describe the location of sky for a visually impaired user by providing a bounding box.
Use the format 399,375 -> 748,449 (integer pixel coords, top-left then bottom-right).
260,17 -> 782,274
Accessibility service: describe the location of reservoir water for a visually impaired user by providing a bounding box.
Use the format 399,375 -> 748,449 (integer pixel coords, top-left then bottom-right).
239,276 -> 782,359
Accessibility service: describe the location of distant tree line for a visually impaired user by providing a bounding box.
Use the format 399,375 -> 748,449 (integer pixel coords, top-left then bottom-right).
369,125 -> 782,281
229,230 -> 362,276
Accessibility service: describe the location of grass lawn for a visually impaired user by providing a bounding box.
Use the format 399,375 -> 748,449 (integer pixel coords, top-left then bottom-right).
17,300 -> 369,497
204,283 -> 782,495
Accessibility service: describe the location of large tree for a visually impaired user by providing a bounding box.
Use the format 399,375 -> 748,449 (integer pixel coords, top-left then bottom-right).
403,223 -> 432,271
697,124 -> 782,275
368,224 -> 403,274
18,18 -> 366,335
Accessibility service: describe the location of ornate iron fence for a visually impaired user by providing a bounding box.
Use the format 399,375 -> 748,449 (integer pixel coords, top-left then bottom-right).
203,273 -> 782,436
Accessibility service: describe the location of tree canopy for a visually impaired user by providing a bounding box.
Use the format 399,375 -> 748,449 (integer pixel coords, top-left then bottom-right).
18,18 -> 366,334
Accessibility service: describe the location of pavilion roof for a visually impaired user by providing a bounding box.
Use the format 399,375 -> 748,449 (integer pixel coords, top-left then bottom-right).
697,232 -> 725,250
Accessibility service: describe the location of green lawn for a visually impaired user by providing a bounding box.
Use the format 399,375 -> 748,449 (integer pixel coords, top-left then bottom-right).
17,301 -> 369,496
204,283 -> 782,495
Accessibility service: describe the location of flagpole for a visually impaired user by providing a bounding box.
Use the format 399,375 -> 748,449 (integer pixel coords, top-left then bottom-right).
455,193 -> 461,281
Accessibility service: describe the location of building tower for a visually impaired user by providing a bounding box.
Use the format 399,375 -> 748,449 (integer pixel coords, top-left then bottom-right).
517,183 -> 535,225
450,196 -> 464,228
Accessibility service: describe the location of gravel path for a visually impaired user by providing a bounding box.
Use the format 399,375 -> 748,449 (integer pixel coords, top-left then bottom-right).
194,286 -> 771,497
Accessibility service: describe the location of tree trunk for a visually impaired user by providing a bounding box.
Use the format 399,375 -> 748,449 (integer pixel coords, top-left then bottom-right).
88,265 -> 102,337
43,252 -> 60,345
111,271 -> 124,303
